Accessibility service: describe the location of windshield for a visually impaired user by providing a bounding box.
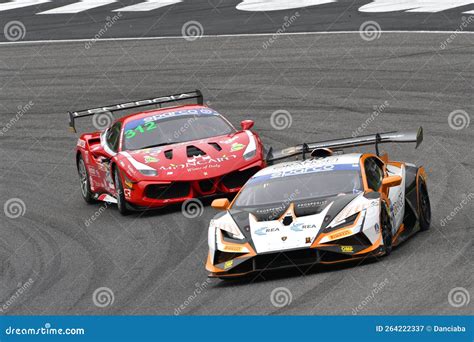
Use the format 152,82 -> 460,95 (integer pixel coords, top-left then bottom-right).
122,110 -> 235,151
234,168 -> 362,208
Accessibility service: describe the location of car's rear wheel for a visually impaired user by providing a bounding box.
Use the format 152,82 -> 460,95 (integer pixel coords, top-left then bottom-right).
77,155 -> 95,204
381,202 -> 393,256
114,168 -> 131,216
418,177 -> 431,231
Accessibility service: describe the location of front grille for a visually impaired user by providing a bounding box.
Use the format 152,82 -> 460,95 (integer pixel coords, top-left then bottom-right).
144,182 -> 190,199
254,249 -> 318,269
221,167 -> 260,189
199,179 -> 214,192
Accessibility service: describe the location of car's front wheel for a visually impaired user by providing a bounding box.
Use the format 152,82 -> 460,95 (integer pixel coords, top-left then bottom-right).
418,177 -> 431,231
381,202 -> 393,256
77,155 -> 95,204
113,168 -> 131,216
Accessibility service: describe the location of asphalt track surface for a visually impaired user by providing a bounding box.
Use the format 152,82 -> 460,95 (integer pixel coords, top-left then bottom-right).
0,30 -> 473,315
0,0 -> 473,42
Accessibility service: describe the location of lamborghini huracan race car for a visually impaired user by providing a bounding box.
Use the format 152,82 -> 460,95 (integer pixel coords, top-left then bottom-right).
69,90 -> 265,214
205,128 -> 431,278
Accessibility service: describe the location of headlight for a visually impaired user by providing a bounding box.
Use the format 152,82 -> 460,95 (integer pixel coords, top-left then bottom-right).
242,131 -> 257,160
243,149 -> 256,160
328,206 -> 367,229
139,169 -> 157,176
211,219 -> 245,240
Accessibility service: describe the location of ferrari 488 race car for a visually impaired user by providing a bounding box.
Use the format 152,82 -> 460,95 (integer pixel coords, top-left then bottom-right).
205,128 -> 431,278
69,90 -> 265,214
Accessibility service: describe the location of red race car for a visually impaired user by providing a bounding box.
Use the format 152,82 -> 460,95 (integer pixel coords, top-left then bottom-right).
69,90 -> 265,214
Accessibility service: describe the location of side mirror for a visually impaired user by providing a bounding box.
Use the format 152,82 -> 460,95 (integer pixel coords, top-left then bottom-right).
240,120 -> 254,130
211,198 -> 230,211
382,175 -> 402,188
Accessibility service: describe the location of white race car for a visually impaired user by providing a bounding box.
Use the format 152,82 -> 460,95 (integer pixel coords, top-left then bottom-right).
205,128 -> 430,279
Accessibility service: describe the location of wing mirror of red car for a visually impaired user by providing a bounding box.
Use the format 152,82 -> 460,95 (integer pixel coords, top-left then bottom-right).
240,120 -> 254,130
211,198 -> 230,211
382,175 -> 402,188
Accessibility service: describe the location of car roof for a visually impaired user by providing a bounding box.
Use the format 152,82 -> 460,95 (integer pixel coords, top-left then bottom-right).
250,153 -> 363,179
117,104 -> 217,126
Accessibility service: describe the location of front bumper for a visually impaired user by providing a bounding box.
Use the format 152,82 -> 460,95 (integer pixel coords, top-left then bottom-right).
123,163 -> 263,209
206,234 -> 383,278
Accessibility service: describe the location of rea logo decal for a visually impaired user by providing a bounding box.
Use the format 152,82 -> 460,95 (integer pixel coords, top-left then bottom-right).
255,227 -> 280,236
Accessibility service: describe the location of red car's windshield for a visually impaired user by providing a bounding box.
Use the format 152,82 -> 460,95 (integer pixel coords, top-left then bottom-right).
122,109 -> 235,151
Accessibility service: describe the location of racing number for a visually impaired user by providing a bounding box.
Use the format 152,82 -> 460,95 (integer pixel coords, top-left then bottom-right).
124,121 -> 157,139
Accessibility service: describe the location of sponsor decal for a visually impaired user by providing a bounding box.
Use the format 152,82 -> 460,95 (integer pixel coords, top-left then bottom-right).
305,237 -> 311,244
124,189 -> 131,199
291,223 -> 318,232
141,108 -> 217,123
374,223 -> 380,233
77,139 -> 86,148
255,227 -> 280,236
231,142 -> 245,152
296,200 -> 327,208
329,229 -> 351,240
340,245 -> 354,253
281,236 -> 287,241
144,155 -> 159,164
224,260 -> 233,269
158,154 -> 238,172
224,245 -> 244,252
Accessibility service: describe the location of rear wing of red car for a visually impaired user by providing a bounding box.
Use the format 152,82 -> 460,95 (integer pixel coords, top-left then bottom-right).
266,127 -> 423,163
68,90 -> 203,133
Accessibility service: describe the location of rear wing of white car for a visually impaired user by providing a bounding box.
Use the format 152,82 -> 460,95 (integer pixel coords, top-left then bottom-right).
67,90 -> 203,133
266,127 -> 423,163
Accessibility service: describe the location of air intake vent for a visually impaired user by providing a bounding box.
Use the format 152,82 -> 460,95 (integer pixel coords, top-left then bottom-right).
208,142 -> 222,151
187,145 -> 206,157
164,149 -> 173,159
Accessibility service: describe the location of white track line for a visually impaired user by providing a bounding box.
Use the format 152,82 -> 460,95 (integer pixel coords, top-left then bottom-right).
0,30 -> 473,46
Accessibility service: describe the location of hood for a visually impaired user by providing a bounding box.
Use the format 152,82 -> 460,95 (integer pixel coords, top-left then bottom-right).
227,193 -> 361,254
119,131 -> 255,181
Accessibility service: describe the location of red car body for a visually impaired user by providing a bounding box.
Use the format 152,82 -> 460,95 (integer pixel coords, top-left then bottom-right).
71,91 -> 265,214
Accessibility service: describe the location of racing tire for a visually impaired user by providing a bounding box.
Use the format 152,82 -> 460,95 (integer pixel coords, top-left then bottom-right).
77,155 -> 96,204
418,178 -> 431,231
381,202 -> 393,256
114,168 -> 131,216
